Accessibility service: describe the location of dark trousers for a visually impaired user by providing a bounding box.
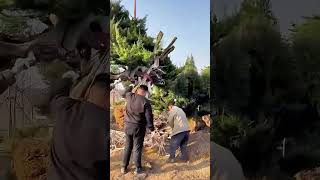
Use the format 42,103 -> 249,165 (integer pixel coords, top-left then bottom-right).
122,124 -> 146,169
169,131 -> 189,160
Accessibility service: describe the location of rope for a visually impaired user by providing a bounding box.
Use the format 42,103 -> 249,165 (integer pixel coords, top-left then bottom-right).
84,50 -> 109,100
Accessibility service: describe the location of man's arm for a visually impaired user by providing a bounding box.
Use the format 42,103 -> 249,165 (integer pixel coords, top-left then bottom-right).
131,84 -> 139,93
49,77 -> 74,114
49,70 -> 80,113
0,70 -> 16,95
145,102 -> 154,131
168,111 -> 175,128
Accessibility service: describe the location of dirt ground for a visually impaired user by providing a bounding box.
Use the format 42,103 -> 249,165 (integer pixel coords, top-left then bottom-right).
110,130 -> 210,180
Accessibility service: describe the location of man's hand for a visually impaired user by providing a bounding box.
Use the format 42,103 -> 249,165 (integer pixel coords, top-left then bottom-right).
202,115 -> 211,127
62,70 -> 79,82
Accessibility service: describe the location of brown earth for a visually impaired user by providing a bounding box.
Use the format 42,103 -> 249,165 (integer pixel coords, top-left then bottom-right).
110,130 -> 210,180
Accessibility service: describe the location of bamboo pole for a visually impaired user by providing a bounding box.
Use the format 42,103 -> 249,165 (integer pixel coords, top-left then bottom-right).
8,87 -> 12,137
134,0 -> 137,19
13,87 -> 17,135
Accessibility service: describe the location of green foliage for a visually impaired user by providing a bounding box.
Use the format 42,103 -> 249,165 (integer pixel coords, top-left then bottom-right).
150,86 -> 190,115
0,14 -> 29,35
212,114 -> 250,147
171,55 -> 203,97
161,57 -> 180,82
214,32 -> 250,111
183,55 -> 198,74
172,73 -> 188,97
200,66 -> 210,96
239,0 -> 276,24
211,11 -> 239,48
111,19 -> 153,68
110,1 -> 165,71
111,0 -> 147,36
212,0 -> 320,176
110,1 -> 178,68
213,0 -> 294,115
292,16 -> 320,72
212,0 -> 276,48
38,61 -> 71,82
292,16 -> 320,111
110,64 -> 127,74
0,0 -> 14,8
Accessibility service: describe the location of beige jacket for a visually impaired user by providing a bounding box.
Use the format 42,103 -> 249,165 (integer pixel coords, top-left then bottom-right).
211,142 -> 245,180
168,106 -> 190,136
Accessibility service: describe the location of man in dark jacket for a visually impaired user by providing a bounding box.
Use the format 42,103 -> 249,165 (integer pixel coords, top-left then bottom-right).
47,73 -> 109,180
121,85 -> 154,174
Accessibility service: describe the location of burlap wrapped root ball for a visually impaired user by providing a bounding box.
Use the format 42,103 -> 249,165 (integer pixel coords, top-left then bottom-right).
12,138 -> 50,180
113,104 -> 125,129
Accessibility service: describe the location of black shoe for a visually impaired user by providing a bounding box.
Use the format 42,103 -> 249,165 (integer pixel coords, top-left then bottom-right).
120,167 -> 127,174
166,158 -> 175,163
134,167 -> 143,174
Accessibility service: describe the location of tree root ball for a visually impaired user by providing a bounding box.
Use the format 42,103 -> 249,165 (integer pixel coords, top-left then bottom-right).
188,118 -> 197,133
113,104 -> 125,129
12,138 -> 50,180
